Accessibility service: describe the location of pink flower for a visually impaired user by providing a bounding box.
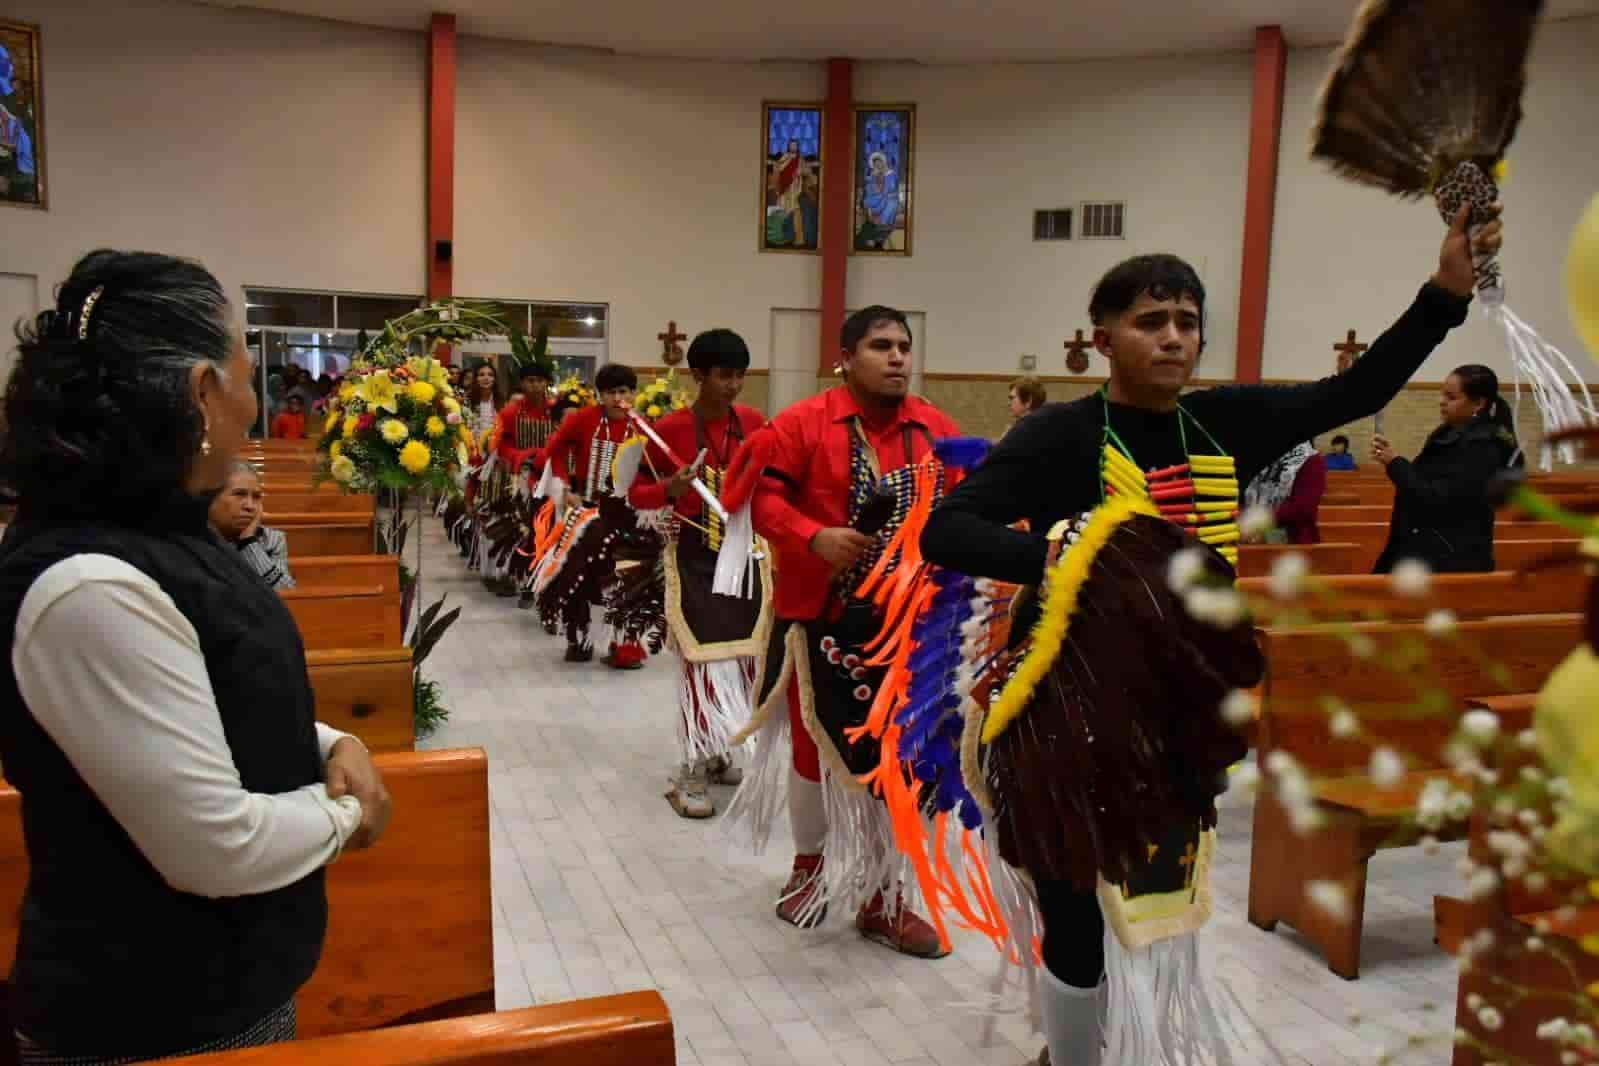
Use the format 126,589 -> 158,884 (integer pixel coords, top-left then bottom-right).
445,411 -> 462,425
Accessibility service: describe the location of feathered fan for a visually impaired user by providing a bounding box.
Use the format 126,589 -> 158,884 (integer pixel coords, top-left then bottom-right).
1311,0 -> 1597,465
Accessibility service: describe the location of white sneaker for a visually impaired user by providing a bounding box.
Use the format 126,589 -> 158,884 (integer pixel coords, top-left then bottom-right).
666,762 -> 714,819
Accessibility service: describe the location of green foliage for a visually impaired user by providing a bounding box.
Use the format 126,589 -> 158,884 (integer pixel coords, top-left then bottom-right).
414,675 -> 450,740
410,593 -> 462,671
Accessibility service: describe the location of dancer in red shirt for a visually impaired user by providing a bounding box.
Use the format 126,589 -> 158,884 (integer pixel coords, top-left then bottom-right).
620,330 -> 769,819
479,361 -> 556,596
724,306 -> 958,958
532,364 -> 656,667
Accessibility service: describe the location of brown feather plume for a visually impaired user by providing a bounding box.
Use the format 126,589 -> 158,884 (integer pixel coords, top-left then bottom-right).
1310,0 -> 1544,196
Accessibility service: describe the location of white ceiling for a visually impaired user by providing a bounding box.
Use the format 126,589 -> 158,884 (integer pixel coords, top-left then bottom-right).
197,0 -> 1599,63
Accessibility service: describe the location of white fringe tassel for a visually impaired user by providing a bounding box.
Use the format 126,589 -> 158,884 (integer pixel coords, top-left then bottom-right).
679,658 -> 755,764
1484,294 -> 1599,469
713,503 -> 758,599
722,701 -> 791,858
791,771 -> 909,930
1100,927 -> 1236,1066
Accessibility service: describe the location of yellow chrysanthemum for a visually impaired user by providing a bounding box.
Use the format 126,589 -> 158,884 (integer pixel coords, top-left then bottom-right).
329,441 -> 343,460
324,410 -> 340,434
380,418 -> 410,445
407,380 -> 437,405
398,440 -> 432,475
330,455 -> 356,483
646,404 -> 663,418
358,371 -> 399,413
426,416 -> 446,438
442,396 -> 461,415
342,414 -> 359,439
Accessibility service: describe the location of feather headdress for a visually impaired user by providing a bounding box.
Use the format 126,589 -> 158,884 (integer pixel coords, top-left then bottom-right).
1311,0 -> 1596,464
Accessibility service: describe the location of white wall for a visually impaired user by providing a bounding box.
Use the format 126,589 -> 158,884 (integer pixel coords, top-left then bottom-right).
1265,15 -> 1599,383
453,41 -> 823,370
850,56 -> 1254,378
0,0 -> 426,327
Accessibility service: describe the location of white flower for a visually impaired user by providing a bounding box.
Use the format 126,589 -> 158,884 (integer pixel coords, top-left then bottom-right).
1425,609 -> 1459,636
1477,1006 -> 1504,1032
1347,633 -> 1377,659
1390,558 -> 1433,597
1267,551 -> 1309,600
1525,872 -> 1549,894
1503,856 -> 1527,880
1220,689 -> 1256,727
1537,1017 -> 1569,1042
1369,747 -> 1405,788
1467,867 -> 1501,901
1467,994 -> 1484,1011
1547,776 -> 1571,799
1446,788 -> 1475,822
1518,728 -> 1540,751
1565,1053 -> 1582,1065
1520,765 -> 1545,784
1240,504 -> 1276,540
1166,547 -> 1207,593
1329,707 -> 1359,738
1417,777 -> 1453,830
1517,809 -> 1542,828
1461,710 -> 1501,745
1306,880 -> 1351,922
1525,936 -> 1544,952
1184,586 -> 1247,628
1487,830 -> 1530,859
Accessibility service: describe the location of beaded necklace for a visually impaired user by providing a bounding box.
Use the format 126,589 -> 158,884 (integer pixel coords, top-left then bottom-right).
1098,391 -> 1239,566
584,414 -> 629,499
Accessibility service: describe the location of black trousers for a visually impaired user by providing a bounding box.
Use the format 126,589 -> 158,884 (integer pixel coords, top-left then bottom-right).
1036,878 -> 1105,988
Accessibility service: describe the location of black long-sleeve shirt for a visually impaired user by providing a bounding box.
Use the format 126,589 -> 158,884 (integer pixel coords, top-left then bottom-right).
922,283 -> 1471,591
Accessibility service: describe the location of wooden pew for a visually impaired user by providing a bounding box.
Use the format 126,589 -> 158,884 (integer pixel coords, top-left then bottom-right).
1493,539 -> 1583,571
1317,521 -> 1573,574
175,993 -> 675,1066
1247,614 -> 1583,978
293,555 -> 403,592
282,584 -> 402,652
281,520 -> 376,558
1235,542 -> 1361,578
0,749 -> 491,1042
307,647 -> 414,754
1237,569 -> 1586,622
264,492 -> 377,516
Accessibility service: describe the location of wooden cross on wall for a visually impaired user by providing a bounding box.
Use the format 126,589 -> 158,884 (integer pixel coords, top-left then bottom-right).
1064,329 -> 1094,374
658,320 -> 688,366
1334,329 -> 1368,374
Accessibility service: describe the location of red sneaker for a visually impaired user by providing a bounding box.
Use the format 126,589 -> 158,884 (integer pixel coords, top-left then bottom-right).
856,891 -> 949,958
603,642 -> 647,670
775,854 -> 826,929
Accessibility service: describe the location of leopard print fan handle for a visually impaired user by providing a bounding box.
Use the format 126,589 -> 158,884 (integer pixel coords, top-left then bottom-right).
1434,162 -> 1503,304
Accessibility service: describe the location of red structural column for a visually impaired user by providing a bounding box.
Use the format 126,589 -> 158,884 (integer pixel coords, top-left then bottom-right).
427,13 -> 456,303
818,58 -> 854,375
1234,25 -> 1286,383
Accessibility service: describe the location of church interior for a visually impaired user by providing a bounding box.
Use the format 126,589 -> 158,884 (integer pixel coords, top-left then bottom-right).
3,0 -> 1599,1064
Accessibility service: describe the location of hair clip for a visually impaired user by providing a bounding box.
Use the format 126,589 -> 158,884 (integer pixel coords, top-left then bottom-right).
77,286 -> 106,342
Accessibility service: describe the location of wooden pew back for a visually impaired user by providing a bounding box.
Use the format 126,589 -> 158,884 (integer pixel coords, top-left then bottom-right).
1258,614 -> 1582,774
1238,569 -> 1586,622
264,493 -> 376,516
282,584 -> 403,651
307,647 -> 414,754
1315,521 -> 1574,573
293,556 -> 403,591
176,993 -> 675,1066
1236,542 -> 1360,578
0,749 -> 491,1041
282,522 -> 375,558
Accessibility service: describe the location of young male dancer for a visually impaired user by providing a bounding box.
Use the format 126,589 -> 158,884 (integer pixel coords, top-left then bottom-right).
921,206 -> 1503,1064
623,330 -> 769,818
480,360 -> 556,596
535,363 -> 652,667
728,306 -> 958,957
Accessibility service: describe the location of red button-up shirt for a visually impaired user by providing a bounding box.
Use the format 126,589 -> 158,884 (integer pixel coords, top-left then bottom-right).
752,386 -> 959,620
627,404 -> 768,517
542,404 -> 632,493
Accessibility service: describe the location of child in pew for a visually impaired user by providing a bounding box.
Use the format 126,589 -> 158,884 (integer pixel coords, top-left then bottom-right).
210,461 -> 296,589
1324,433 -> 1358,471
0,250 -> 392,1064
1371,363 -> 1524,574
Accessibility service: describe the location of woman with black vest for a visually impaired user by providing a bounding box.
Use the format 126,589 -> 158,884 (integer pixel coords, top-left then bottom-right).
0,251 -> 392,1063
1371,363 -> 1523,573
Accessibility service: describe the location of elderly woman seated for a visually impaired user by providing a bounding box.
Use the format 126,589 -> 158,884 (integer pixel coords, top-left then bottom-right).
209,461 -> 295,589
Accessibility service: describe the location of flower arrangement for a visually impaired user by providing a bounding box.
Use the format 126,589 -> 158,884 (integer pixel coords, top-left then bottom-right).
314,301 -> 506,494
634,369 -> 689,423
553,374 -> 597,413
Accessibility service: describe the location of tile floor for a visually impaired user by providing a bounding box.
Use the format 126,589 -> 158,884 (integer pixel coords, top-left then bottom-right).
418,521 -> 1461,1065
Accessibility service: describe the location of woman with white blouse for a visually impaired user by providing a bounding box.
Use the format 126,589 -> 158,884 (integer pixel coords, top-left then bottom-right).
0,250 -> 391,1063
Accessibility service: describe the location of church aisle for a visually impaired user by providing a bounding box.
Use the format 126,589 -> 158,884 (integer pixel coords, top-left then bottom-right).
417,518 -> 1459,1066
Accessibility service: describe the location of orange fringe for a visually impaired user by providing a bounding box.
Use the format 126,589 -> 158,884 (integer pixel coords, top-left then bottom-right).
842,460 -> 1015,955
